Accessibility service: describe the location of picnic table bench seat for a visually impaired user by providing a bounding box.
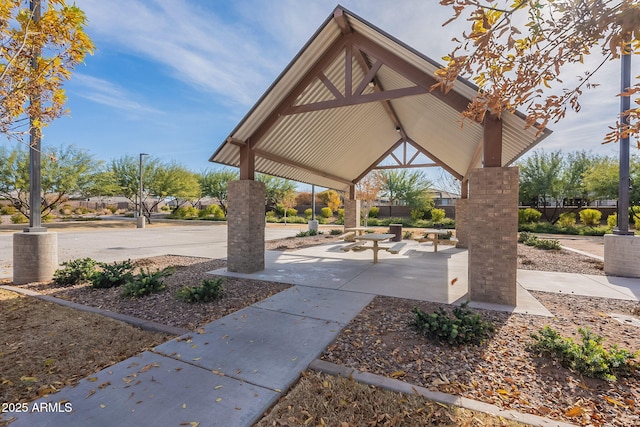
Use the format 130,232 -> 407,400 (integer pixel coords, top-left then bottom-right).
341,241 -> 366,251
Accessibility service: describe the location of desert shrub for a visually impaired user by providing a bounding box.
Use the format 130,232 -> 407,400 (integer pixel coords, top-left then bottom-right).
403,230 -> 413,239
412,302 -> 495,346
160,205 -> 171,211
58,204 -> 72,215
176,278 -> 224,303
557,212 -> 576,227
122,267 -> 175,298
53,258 -> 98,286
90,260 -> 135,289
304,208 -> 313,219
106,205 -> 118,214
74,207 -> 88,215
199,204 -> 225,219
518,232 -> 560,250
296,229 -> 323,237
0,205 -> 17,215
10,213 -> 28,224
518,208 -> 542,224
330,229 -> 342,235
579,208 -> 602,226
368,206 -> 379,218
529,326 -> 638,381
320,207 -> 332,218
431,208 -> 446,222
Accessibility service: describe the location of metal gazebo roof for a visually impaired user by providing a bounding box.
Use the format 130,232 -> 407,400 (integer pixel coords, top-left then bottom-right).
209,5 -> 551,192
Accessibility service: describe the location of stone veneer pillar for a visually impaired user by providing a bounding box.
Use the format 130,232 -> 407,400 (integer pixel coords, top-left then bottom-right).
13,231 -> 58,284
604,234 -> 640,277
468,167 -> 519,306
227,180 -> 265,273
455,198 -> 468,248
343,198 -> 361,229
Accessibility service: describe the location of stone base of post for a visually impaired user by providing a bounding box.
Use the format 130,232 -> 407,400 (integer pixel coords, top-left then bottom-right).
343,199 -> 361,229
604,234 -> 640,277
136,216 -> 146,228
468,167 -> 518,306
227,180 -> 265,273
455,198 -> 468,248
13,231 -> 58,284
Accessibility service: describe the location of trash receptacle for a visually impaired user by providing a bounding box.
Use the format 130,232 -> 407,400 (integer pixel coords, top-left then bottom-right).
389,223 -> 402,242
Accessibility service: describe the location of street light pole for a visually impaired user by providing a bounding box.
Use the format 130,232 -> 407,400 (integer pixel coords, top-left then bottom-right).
614,39 -> 633,235
138,153 -> 148,228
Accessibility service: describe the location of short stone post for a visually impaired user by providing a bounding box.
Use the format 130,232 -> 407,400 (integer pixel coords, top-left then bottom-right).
468,167 -> 519,306
343,198 -> 361,229
604,234 -> 640,277
13,231 -> 58,284
227,180 -> 265,273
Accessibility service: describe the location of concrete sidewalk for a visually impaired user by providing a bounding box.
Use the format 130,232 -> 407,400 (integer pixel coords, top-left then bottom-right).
4,230 -> 640,427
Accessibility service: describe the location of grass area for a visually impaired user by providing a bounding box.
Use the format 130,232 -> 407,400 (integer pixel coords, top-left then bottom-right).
257,371 -> 529,427
0,288 -> 171,408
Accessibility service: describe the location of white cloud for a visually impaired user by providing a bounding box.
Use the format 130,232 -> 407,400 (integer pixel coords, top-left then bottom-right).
71,73 -> 163,115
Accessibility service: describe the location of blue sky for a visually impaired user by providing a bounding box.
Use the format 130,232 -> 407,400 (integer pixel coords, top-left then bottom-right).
30,0 -> 637,184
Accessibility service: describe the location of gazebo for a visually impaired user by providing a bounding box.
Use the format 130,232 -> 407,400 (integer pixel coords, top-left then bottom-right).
210,6 -> 551,306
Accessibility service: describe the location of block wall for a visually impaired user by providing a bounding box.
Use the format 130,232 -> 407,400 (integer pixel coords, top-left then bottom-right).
455,198 -> 468,248
343,199 -> 361,229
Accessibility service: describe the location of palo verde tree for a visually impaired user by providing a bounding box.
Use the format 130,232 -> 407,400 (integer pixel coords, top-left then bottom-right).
378,169 -> 433,217
256,174 -> 296,212
199,168 -> 239,215
0,144 -> 102,218
0,0 -> 94,142
437,1 -> 640,141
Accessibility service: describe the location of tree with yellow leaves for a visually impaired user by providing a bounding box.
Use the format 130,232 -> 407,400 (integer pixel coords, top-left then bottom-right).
0,0 -> 94,143
436,0 -> 640,144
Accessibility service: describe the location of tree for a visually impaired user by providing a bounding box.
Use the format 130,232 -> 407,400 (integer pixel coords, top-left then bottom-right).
356,171 -> 383,226
378,169 -> 433,216
0,144 -> 101,217
199,168 -> 238,215
146,162 -> 201,215
437,1 -> 640,142
256,174 -> 296,211
317,189 -> 342,213
518,150 -> 563,220
1,0 -> 93,142
583,156 -> 620,201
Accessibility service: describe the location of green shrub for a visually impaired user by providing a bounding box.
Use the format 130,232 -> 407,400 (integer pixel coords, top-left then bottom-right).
10,213 -> 28,224
410,208 -> 426,221
53,258 -> 98,286
368,206 -> 379,218
304,208 -> 313,219
266,210 -> 277,219
366,218 -> 378,226
330,229 -> 342,235
122,267 -> 175,298
579,208 -> 602,226
518,232 -> 560,250
75,207 -> 88,215
431,208 -> 446,222
337,208 -> 344,220
517,231 -> 534,243
529,326 -> 638,381
0,205 -> 17,215
631,206 -> 640,230
317,217 -> 328,224
607,213 -> 617,229
403,230 -> 413,239
170,206 -> 199,219
412,302 -> 495,346
106,205 -> 118,214
42,213 -> 56,223
199,205 -> 225,219
160,205 -> 171,211
90,260 -> 135,289
518,208 -> 542,224
296,229 -> 323,237
176,278 -> 224,303
557,212 -> 576,227
320,207 -> 332,218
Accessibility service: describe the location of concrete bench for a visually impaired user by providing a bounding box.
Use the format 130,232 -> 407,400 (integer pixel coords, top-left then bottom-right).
342,241 -> 366,252
339,231 -> 356,242
386,242 -> 406,254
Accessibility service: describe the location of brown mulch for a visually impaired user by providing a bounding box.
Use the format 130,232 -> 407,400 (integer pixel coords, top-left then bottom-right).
18,256 -> 290,331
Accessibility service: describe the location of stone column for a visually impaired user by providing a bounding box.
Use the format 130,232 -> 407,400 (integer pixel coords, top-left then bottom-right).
455,198 -> 468,248
227,180 -> 265,273
468,167 -> 519,306
13,232 -> 58,284
343,198 -> 361,229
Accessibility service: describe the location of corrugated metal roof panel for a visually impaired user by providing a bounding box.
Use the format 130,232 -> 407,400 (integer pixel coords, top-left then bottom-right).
210,5 -> 551,191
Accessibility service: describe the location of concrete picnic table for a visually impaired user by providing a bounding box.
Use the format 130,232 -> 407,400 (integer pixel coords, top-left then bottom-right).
414,228 -> 453,252
342,233 -> 400,263
342,226 -> 374,242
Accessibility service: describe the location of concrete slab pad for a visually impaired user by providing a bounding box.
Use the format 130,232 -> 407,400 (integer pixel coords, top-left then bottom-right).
517,270 -> 639,300
8,351 -> 278,427
586,274 -> 640,300
154,306 -> 343,391
213,251 -> 369,289
253,286 -> 374,324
